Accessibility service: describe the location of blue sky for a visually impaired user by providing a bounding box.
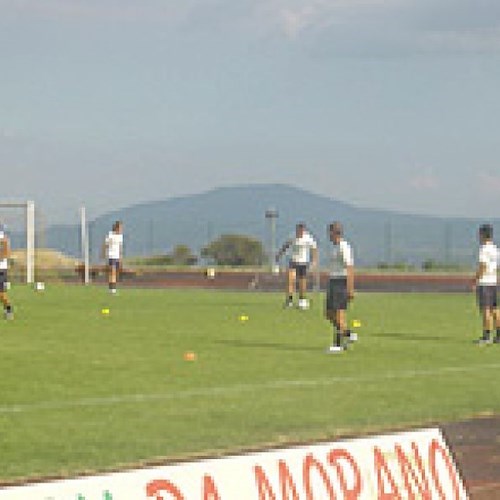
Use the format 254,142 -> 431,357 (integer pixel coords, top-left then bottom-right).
1,0 -> 500,224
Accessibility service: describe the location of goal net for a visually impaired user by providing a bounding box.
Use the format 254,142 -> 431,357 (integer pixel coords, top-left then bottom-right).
0,201 -> 35,283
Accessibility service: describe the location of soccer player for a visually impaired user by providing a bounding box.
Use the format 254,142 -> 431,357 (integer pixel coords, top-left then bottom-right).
0,224 -> 14,320
474,224 -> 500,344
276,223 -> 318,309
326,222 -> 355,353
103,221 -> 123,295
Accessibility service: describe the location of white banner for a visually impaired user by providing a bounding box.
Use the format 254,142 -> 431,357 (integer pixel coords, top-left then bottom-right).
0,428 -> 467,499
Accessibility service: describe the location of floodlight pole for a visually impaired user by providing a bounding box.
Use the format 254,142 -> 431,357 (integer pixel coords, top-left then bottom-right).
265,208 -> 279,270
26,201 -> 35,284
80,206 -> 90,284
384,220 -> 393,265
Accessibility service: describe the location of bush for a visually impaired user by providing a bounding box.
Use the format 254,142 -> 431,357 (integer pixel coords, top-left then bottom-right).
201,234 -> 266,266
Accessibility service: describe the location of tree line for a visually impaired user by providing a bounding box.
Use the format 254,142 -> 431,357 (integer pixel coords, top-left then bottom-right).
130,234 -> 267,266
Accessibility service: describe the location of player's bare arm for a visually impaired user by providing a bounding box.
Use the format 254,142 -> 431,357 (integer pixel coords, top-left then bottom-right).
101,241 -> 108,260
473,262 -> 486,290
310,247 -> 318,269
347,264 -> 354,300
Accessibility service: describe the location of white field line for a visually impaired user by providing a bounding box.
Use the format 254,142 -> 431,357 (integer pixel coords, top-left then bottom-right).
1,363 -> 499,415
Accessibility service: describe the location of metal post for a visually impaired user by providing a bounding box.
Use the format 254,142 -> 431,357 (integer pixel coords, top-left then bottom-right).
384,220 -> 393,265
444,221 -> 452,265
26,201 -> 35,284
149,219 -> 154,256
265,208 -> 279,270
80,206 -> 90,284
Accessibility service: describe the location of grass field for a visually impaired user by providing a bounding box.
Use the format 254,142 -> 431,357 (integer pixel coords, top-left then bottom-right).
0,285 -> 499,483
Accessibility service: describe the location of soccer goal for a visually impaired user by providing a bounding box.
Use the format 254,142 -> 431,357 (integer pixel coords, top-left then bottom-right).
0,201 -> 35,283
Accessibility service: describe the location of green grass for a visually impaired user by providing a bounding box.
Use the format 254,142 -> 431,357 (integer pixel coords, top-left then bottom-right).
0,285 -> 498,482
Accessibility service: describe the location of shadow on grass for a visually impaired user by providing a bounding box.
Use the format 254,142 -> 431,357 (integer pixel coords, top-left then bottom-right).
214,339 -> 320,353
372,332 -> 458,342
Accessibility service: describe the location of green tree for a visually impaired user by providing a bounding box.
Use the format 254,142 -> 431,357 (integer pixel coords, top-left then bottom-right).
128,244 -> 197,266
170,244 -> 198,265
201,234 -> 267,266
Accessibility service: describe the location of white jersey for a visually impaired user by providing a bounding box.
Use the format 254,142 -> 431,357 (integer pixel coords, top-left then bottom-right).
290,232 -> 317,264
0,232 -> 8,270
329,239 -> 353,278
478,241 -> 498,286
105,231 -> 123,260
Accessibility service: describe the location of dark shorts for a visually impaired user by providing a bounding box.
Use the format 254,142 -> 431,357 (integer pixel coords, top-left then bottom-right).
108,258 -> 121,270
0,270 -> 8,292
477,285 -> 498,310
289,261 -> 308,279
327,277 -> 348,312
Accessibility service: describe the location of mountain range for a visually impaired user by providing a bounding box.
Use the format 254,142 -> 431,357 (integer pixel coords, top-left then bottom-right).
32,184 -> 498,266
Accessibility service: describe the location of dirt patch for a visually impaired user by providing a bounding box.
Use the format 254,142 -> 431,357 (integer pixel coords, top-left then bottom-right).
443,416 -> 500,499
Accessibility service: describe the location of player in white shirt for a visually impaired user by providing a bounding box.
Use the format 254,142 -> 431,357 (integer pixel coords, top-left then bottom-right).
326,222 -> 355,353
103,221 -> 123,294
474,224 -> 499,344
0,225 -> 14,319
276,223 -> 318,309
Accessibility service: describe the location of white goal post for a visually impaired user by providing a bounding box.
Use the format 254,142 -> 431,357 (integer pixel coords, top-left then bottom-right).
0,201 -> 35,284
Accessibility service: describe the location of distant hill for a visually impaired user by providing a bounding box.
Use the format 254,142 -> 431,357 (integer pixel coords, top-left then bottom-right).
40,184 -> 498,267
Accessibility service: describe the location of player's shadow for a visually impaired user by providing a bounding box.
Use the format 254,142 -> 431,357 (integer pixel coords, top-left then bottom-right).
214,339 -> 320,353
373,332 -> 455,342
